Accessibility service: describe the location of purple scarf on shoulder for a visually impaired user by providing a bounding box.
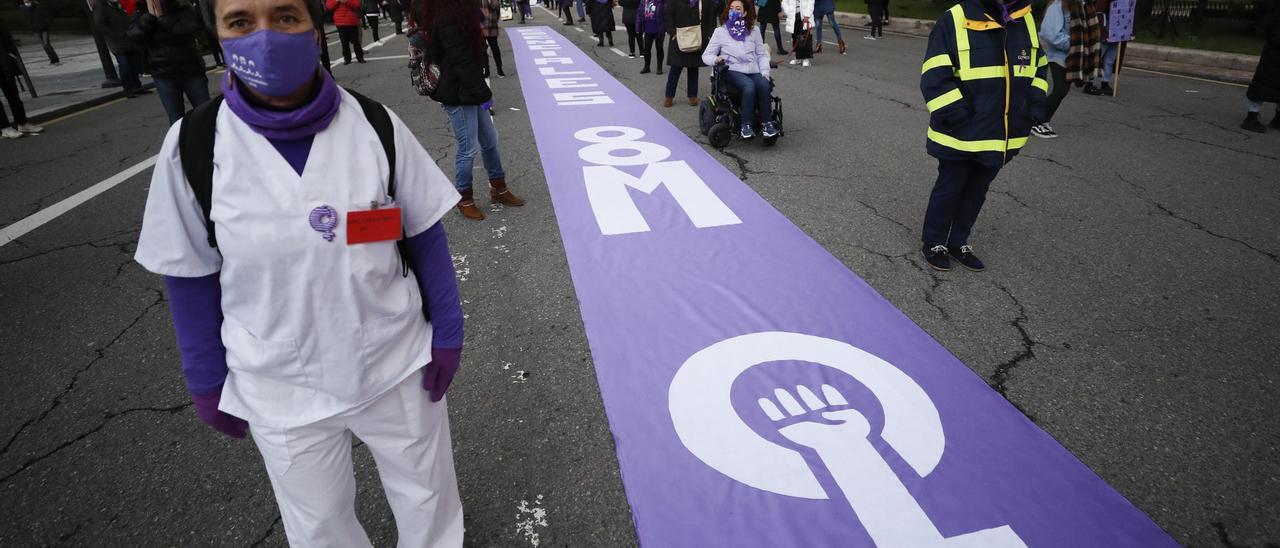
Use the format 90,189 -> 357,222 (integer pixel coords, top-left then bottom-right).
221,70 -> 342,140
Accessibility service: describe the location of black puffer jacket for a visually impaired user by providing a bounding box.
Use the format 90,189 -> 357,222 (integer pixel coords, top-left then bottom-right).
427,21 -> 492,105
1248,0 -> 1280,103
665,0 -> 718,67
127,0 -> 207,78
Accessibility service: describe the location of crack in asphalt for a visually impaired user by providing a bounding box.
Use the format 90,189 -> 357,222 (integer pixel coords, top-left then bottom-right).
0,227 -> 140,267
0,403 -> 190,485
1211,522 -> 1240,548
0,289 -> 166,460
988,282 -> 1040,422
1151,202 -> 1280,265
56,518 -> 89,544
249,514 -> 284,548
852,198 -> 914,235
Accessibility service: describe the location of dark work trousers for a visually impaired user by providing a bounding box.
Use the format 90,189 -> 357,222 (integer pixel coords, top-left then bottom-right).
921,159 -> 1002,247
518,1 -> 530,22
765,20 -> 786,52
393,17 -> 404,34
624,21 -> 639,54
664,65 -> 698,98
867,0 -> 886,37
337,25 -> 364,62
35,30 -> 59,64
792,18 -> 812,59
642,33 -> 664,70
485,36 -> 504,76
365,16 -> 381,42
561,3 -> 574,23
1,71 -> 29,127
596,31 -> 614,46
1044,62 -> 1070,123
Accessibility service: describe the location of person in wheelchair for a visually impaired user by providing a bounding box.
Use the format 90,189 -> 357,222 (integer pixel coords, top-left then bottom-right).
701,0 -> 778,140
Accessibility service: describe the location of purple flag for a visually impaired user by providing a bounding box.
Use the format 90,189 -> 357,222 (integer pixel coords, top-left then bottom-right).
507,26 -> 1174,547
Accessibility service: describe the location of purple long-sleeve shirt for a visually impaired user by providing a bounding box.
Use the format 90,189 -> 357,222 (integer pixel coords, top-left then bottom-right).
164,222 -> 464,395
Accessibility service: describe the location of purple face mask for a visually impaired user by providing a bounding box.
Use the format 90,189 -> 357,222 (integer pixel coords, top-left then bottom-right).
221,29 -> 320,97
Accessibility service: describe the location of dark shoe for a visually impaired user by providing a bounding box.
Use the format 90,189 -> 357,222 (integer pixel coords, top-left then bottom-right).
1100,83 -> 1115,96
578,17 -> 585,22
656,67 -> 663,74
922,244 -> 951,271
1241,112 -> 1267,133
947,245 -> 985,271
663,96 -> 673,108
497,68 -> 506,77
640,66 -> 651,74
597,41 -> 605,46
343,60 -> 352,65
457,189 -> 486,220
739,125 -> 755,140
814,42 -> 822,53
1083,82 -> 1102,96
490,177 -> 526,206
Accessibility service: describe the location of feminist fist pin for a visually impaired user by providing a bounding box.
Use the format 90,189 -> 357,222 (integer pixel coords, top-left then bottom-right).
309,205 -> 339,242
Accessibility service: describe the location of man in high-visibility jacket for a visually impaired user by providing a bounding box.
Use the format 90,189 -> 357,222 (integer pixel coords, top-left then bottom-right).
919,0 -> 1048,271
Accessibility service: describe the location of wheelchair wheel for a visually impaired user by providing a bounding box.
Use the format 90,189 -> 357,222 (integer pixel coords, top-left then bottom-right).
763,133 -> 778,147
708,122 -> 732,149
698,100 -> 714,136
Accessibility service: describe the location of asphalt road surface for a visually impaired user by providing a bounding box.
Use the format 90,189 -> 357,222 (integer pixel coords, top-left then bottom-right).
2,12 -> 1278,547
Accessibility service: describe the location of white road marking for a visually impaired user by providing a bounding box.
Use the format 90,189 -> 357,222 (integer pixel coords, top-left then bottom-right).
610,47 -> 628,57
0,156 -> 158,247
572,26 -> 584,32
363,54 -> 410,61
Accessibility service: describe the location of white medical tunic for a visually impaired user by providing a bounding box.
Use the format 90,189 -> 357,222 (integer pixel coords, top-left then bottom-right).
135,89 -> 461,429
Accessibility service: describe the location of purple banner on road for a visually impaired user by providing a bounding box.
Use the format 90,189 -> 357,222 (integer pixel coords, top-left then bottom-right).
508,26 -> 1173,547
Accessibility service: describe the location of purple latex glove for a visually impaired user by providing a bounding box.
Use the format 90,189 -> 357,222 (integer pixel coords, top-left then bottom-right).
480,98 -> 494,111
191,387 -> 249,438
422,347 -> 461,401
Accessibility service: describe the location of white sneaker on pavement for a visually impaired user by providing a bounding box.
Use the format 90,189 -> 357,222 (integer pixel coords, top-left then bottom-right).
17,123 -> 43,134
801,59 -> 811,67
788,59 -> 798,65
2,127 -> 24,139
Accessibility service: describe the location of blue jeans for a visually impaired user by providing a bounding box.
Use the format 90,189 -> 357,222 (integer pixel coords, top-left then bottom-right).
665,66 -> 699,98
443,105 -> 505,192
1099,41 -> 1118,83
153,74 -> 212,125
723,70 -> 772,131
575,0 -> 585,18
814,11 -> 842,43
113,51 -> 142,94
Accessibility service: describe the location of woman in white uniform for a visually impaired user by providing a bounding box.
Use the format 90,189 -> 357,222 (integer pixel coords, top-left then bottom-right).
133,0 -> 466,544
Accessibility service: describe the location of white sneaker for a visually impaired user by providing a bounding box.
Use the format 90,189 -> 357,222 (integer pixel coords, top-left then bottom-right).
801,59 -> 811,67
864,35 -> 877,40
17,123 -> 43,134
788,59 -> 798,65
1,127 -> 23,139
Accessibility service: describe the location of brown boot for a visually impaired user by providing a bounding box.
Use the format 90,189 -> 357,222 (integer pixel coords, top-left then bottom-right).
838,39 -> 846,54
489,177 -> 525,207
663,96 -> 673,108
457,188 -> 485,220
814,42 -> 822,53
688,97 -> 698,106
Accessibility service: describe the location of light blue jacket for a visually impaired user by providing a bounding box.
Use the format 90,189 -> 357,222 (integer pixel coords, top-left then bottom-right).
701,26 -> 771,77
1040,0 -> 1070,66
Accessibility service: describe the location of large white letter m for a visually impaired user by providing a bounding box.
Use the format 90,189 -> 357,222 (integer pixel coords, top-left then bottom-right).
582,161 -> 743,236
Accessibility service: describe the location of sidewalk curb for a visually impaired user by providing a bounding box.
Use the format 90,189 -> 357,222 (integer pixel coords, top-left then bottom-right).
830,10 -> 1258,84
27,82 -> 157,124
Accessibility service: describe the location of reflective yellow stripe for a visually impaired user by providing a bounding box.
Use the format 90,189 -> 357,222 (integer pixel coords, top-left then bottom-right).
927,89 -> 964,112
1013,65 -> 1037,78
929,129 -> 1028,152
1023,9 -> 1039,46
960,66 -> 1006,80
1037,52 -> 1048,67
1032,77 -> 1049,93
922,54 -> 953,74
949,6 -> 970,76
1010,5 -> 1032,19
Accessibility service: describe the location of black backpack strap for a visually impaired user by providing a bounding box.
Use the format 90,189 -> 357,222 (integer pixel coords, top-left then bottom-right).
177,95 -> 225,249
345,88 -> 398,199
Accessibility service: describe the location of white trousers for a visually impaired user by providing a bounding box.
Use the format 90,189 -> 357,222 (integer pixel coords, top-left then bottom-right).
249,371 -> 464,548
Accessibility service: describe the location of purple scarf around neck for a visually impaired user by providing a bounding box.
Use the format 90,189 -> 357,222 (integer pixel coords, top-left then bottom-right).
726,12 -> 747,40
221,69 -> 342,140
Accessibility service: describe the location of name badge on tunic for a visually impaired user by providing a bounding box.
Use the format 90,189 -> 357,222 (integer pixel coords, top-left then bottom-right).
347,201 -> 403,244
